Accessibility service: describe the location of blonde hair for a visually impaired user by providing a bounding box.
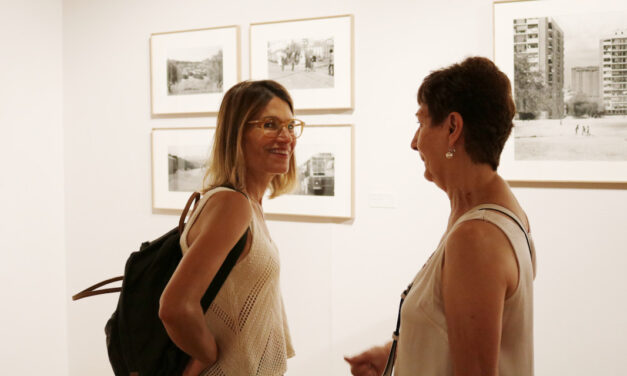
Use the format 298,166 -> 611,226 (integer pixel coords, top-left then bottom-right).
202,80 -> 297,198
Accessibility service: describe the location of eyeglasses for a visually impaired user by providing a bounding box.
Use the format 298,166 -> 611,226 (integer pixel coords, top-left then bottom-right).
247,117 -> 305,139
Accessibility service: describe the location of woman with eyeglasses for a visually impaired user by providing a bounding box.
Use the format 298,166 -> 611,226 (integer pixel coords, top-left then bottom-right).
345,57 -> 536,376
159,80 -> 304,376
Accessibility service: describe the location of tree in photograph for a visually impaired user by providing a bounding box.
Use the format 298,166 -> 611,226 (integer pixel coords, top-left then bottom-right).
282,41 -> 301,71
206,50 -> 223,90
567,92 -> 602,118
514,55 -> 549,119
167,60 -> 180,94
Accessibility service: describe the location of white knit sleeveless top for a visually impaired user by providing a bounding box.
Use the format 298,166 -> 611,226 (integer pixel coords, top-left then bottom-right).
394,204 -> 536,376
180,187 -> 295,376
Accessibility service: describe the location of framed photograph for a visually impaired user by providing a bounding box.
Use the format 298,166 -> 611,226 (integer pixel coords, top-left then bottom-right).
150,26 -> 239,115
494,0 -> 627,183
151,128 -> 214,210
264,124 -> 353,218
250,15 -> 353,110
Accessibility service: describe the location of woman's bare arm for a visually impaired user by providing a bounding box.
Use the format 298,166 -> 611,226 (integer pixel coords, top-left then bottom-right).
442,220 -> 519,376
159,191 -> 252,366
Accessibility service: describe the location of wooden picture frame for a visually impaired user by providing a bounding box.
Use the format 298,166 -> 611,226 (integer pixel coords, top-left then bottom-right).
250,15 -> 354,111
150,26 -> 240,115
494,0 -> 627,185
264,124 -> 354,218
151,127 -> 214,210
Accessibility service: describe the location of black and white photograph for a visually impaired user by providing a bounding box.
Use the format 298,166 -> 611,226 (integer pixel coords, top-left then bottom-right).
494,0 -> 627,183
150,26 -> 239,114
250,15 -> 353,110
152,128 -> 214,210
167,144 -> 207,192
263,124 -> 353,218
293,152 -> 335,196
267,38 -> 335,90
511,15 -> 627,162
167,46 -> 223,95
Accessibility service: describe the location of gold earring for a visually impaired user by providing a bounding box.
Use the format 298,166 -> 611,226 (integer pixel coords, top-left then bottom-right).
445,148 -> 455,159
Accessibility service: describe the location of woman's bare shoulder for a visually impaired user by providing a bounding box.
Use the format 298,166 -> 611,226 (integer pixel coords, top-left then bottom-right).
187,190 -> 252,244
445,219 -> 516,272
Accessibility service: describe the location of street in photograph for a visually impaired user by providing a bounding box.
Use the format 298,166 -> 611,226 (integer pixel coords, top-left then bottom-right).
267,38 -> 335,90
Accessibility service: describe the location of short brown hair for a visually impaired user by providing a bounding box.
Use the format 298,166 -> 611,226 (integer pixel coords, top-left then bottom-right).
202,80 -> 297,197
417,57 -> 516,170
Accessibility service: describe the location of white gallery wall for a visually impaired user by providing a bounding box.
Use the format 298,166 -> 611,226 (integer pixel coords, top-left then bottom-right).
0,0 -> 615,375
0,0 -> 67,374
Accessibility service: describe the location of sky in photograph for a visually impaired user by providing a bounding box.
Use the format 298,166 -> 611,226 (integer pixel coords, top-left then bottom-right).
168,145 -> 210,164
167,46 -> 221,62
549,12 -> 627,89
267,38 -> 332,54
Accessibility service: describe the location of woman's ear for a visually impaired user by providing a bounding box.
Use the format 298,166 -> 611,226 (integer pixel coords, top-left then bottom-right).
447,112 -> 464,146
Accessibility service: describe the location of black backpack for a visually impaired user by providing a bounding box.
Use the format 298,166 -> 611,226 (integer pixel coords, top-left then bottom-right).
72,190 -> 249,376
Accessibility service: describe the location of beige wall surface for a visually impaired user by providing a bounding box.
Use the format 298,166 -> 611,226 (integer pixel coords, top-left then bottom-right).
2,0 -> 622,375
0,0 -> 66,374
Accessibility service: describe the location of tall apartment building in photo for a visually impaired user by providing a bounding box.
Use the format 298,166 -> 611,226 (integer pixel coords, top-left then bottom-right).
513,17 -> 564,118
600,29 -> 627,115
571,66 -> 600,101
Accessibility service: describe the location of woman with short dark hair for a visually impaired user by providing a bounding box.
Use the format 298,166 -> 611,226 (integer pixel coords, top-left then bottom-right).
346,57 -> 536,376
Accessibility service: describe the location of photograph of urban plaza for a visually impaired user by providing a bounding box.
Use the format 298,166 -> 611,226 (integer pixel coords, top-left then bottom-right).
512,14 -> 627,161
267,38 -> 335,90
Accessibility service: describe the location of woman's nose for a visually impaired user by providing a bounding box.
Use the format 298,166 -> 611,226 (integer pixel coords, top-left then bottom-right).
276,126 -> 292,141
411,132 -> 419,151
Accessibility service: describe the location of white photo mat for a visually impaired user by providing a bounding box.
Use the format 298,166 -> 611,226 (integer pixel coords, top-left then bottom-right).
151,128 -> 214,210
494,0 -> 627,183
250,15 -> 353,110
150,26 -> 239,115
264,124 -> 353,218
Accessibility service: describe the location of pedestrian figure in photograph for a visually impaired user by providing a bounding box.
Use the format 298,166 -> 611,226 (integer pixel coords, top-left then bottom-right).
159,80 -> 303,376
278,51 -> 287,72
305,51 -> 314,72
345,57 -> 536,376
576,124 -> 580,135
328,48 -> 334,76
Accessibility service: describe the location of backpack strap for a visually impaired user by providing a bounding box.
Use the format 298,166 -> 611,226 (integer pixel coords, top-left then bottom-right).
72,276 -> 124,300
200,228 -> 249,310
178,191 -> 202,235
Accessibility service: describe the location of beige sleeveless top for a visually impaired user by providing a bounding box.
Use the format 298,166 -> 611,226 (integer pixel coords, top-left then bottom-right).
180,187 -> 295,376
394,204 -> 536,376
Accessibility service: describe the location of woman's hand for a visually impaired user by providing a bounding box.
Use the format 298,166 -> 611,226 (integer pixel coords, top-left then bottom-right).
344,343 -> 391,376
182,357 -> 210,376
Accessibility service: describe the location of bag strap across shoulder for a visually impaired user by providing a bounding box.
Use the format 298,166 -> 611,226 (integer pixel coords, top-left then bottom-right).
178,191 -> 202,234
476,204 -> 533,259
381,283 -> 412,376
